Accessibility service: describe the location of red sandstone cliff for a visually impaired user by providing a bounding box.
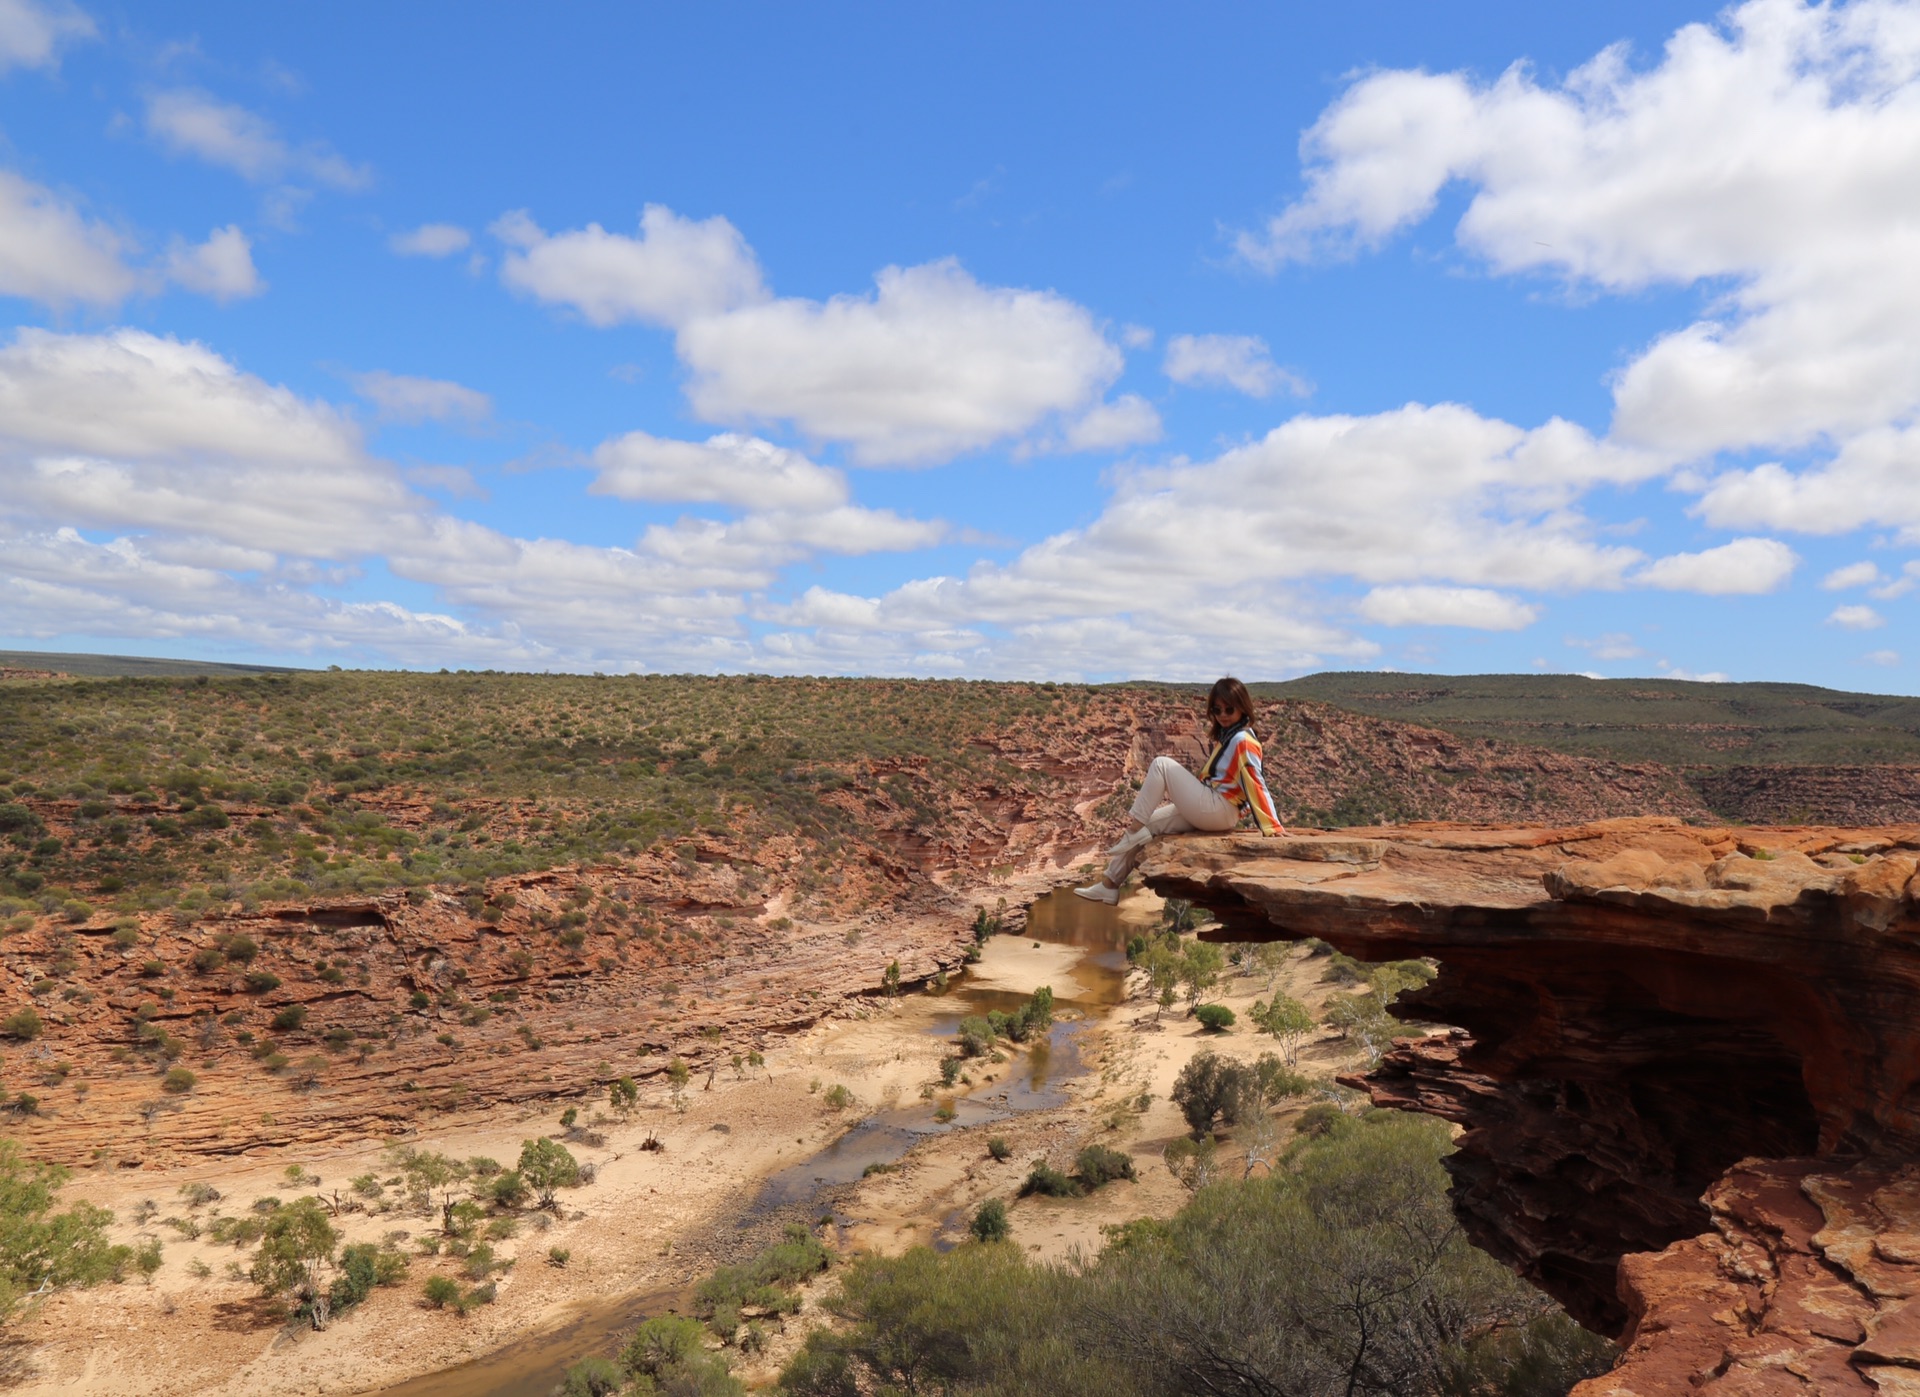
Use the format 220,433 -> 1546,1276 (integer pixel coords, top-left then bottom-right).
1143,820 -> 1920,1394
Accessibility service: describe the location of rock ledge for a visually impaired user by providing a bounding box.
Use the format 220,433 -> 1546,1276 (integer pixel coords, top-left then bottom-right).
1142,817 -> 1920,1394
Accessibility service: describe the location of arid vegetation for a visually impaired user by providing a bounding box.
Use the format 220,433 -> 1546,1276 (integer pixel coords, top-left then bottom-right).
770,1112 -> 1611,1397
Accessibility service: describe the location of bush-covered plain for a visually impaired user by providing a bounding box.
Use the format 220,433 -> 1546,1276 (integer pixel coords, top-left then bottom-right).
0,671 -> 1089,916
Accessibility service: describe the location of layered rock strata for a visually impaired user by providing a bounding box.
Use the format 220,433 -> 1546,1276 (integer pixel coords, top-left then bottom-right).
1141,818 -> 1920,1388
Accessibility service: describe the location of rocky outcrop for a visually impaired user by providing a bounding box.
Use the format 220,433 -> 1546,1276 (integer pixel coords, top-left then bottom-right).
1141,818 -> 1920,1387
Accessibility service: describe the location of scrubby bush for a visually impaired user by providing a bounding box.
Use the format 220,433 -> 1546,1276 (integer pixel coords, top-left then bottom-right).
777,1115 -> 1614,1397
622,1314 -> 744,1392
1,1009 -> 41,1040
517,1137 -> 580,1208
1019,1161 -> 1081,1198
1194,1003 -> 1235,1032
694,1224 -> 828,1340
422,1274 -> 460,1309
970,1198 -> 1011,1243
1171,1051 -> 1253,1136
329,1241 -> 407,1311
1074,1145 -> 1137,1189
558,1356 -> 624,1397
987,1136 -> 1011,1162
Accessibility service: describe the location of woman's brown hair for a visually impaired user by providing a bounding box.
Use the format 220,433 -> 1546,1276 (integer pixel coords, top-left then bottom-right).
1207,676 -> 1256,743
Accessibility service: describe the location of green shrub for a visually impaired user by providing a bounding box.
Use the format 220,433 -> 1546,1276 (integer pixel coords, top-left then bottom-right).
1074,1145 -> 1137,1189
558,1356 -> 624,1397
422,1274 -> 460,1309
621,1313 -> 741,1391
1,1008 -> 42,1040
693,1223 -> 828,1337
271,1005 -> 307,1031
517,1137 -> 580,1208
956,1016 -> 995,1058
987,1136 -> 1011,1162
777,1115 -> 1613,1397
1018,1161 -> 1081,1198
1294,1103 -> 1345,1138
220,934 -> 258,963
329,1242 -> 406,1310
1194,1003 -> 1235,1032
161,1067 -> 197,1094
1171,1051 -> 1253,1136
969,1198 -> 1011,1243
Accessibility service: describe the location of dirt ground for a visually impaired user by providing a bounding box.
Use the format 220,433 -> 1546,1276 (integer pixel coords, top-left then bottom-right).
9,896 -> 1385,1396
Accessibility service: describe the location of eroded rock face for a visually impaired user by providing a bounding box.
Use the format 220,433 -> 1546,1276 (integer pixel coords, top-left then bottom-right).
1141,818 -> 1920,1365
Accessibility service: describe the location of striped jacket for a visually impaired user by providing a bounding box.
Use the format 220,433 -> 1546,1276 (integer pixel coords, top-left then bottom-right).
1199,726 -> 1285,835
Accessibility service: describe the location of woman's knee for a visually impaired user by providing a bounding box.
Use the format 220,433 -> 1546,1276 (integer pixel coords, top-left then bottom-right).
1149,755 -> 1182,776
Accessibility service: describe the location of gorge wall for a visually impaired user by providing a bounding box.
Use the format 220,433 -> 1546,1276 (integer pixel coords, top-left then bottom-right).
1144,819 -> 1920,1396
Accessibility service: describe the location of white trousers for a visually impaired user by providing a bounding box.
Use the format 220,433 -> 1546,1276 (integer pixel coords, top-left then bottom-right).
1105,755 -> 1240,884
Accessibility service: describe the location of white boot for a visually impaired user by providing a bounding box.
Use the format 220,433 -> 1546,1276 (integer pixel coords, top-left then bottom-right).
1074,881 -> 1119,905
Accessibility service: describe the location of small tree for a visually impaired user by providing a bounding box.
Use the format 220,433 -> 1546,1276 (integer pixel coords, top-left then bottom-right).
667,1057 -> 691,1112
1250,994 -> 1315,1065
882,960 -> 902,1000
608,1076 -> 638,1121
1178,942 -> 1226,1008
1171,1051 -> 1254,1137
1252,941 -> 1290,990
251,1196 -> 340,1328
0,1140 -> 125,1322
384,1146 -> 471,1235
1160,899 -> 1202,934
517,1137 -> 581,1209
969,1199 -> 1011,1243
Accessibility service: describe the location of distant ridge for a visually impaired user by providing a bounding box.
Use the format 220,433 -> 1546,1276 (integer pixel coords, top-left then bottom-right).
1255,671 -> 1920,769
0,648 -> 305,679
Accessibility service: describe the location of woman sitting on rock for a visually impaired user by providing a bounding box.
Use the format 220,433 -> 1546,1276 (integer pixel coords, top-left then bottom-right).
1075,676 -> 1284,904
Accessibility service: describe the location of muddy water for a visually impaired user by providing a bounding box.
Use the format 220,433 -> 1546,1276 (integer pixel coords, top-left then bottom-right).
370,888 -> 1140,1397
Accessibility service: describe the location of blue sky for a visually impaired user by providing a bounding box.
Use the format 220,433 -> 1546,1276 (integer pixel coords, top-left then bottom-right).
0,0 -> 1915,689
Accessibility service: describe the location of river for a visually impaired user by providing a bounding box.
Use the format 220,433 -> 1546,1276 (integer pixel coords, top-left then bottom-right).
368,886 -> 1144,1397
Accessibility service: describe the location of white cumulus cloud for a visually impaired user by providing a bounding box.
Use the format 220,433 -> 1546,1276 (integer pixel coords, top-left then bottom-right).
1238,0 -> 1920,547
352,370 -> 491,425
1357,585 -> 1540,629
0,0 -> 92,73
1822,560 -> 1883,589
1059,394 -> 1162,452
0,168 -> 136,307
676,257 -> 1125,466
1163,333 -> 1308,398
494,204 -> 765,328
1828,603 -> 1885,629
163,225 -> 263,301
496,206 -> 1136,467
591,431 -> 846,512
390,223 -> 470,257
1634,537 -> 1797,594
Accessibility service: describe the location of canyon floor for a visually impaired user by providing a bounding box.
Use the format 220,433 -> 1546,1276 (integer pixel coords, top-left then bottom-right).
7,886 -> 1378,1397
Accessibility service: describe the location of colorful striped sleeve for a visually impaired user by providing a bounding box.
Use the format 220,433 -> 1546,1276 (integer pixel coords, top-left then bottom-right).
1229,733 -> 1285,835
